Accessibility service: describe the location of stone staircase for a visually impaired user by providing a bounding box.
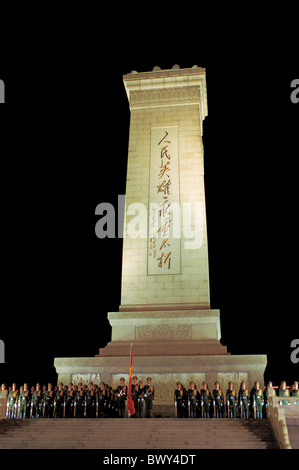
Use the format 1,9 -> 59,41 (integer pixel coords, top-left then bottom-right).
0,418 -> 277,449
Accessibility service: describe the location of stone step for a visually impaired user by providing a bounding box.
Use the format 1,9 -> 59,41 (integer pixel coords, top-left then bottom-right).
0,418 -> 277,449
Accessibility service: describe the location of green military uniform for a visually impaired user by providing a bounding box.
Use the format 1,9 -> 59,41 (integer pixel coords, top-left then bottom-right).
200,388 -> 211,418
143,383 -> 155,418
31,387 -> 43,418
54,387 -> 65,418
116,384 -> 127,418
111,389 -> 119,418
278,387 -> 290,405
74,386 -> 85,418
43,388 -> 54,418
19,388 -> 31,419
136,384 -> 145,418
86,386 -> 96,418
106,387 -> 114,418
290,383 -> 299,405
66,387 -> 75,418
188,386 -> 199,418
7,388 -> 18,419
98,385 -> 105,417
174,386 -> 187,418
103,386 -> 111,417
212,388 -> 224,418
238,387 -> 249,419
226,388 -> 237,418
252,387 -> 264,418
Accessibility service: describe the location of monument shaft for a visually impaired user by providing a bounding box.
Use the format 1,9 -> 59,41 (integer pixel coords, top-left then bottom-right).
54,66 -> 267,413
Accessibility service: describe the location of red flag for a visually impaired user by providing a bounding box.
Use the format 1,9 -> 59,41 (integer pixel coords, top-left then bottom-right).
127,343 -> 135,417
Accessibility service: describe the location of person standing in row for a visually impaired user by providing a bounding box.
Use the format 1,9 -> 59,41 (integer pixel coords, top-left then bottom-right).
116,377 -> 127,418
251,381 -> 264,419
188,381 -> 198,418
238,381 -> 249,419
226,382 -> 237,418
212,382 -> 224,418
144,377 -> 155,418
174,382 -> 186,418
200,382 -> 211,418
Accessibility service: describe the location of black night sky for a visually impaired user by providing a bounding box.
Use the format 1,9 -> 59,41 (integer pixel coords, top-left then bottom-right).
0,33 -> 298,392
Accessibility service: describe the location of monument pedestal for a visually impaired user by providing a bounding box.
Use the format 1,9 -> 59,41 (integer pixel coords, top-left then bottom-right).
54,307 -> 267,415
54,351 -> 267,416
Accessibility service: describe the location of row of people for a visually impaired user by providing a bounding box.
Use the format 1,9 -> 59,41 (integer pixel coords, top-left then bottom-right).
1,377 -> 155,419
174,380 -> 299,419
1,378 -> 298,420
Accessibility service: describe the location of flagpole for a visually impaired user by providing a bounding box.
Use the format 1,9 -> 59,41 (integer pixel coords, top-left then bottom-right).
128,342 -> 133,418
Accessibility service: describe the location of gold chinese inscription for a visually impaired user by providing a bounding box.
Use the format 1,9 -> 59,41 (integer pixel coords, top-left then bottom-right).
149,131 -> 173,270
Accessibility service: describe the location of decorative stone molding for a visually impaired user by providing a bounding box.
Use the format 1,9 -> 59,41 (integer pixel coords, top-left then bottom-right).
136,324 -> 191,341
130,85 -> 202,109
123,66 -> 208,135
71,373 -> 101,386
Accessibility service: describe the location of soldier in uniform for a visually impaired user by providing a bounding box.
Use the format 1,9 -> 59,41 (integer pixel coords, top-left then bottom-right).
131,376 -> 139,418
188,381 -> 199,418
200,382 -> 211,418
17,386 -> 23,418
111,388 -> 119,418
43,383 -> 54,418
7,383 -> 18,419
278,381 -> 290,405
93,384 -> 99,417
98,382 -> 105,418
174,382 -> 187,418
238,381 -> 249,419
65,382 -> 75,418
0,383 -> 7,397
136,380 -> 145,418
107,386 -> 114,417
86,382 -> 95,418
212,382 -> 224,418
264,381 -> 276,417
226,381 -> 237,418
116,377 -> 127,418
290,381 -> 299,404
54,382 -> 65,418
251,381 -> 264,419
144,377 -> 155,418
74,382 -> 85,418
31,383 -> 43,418
19,383 -> 31,419
0,384 -> 8,412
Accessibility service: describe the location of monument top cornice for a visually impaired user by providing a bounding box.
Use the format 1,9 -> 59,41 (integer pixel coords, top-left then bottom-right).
123,65 -> 208,123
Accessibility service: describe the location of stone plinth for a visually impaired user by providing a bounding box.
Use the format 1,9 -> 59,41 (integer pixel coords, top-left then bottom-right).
55,354 -> 267,412
98,309 -> 226,357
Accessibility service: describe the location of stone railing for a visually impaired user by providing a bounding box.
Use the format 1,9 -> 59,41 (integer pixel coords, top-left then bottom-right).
268,396 -> 299,449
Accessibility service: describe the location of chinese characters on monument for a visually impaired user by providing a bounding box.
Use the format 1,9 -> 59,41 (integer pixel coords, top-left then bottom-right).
148,127 -> 180,275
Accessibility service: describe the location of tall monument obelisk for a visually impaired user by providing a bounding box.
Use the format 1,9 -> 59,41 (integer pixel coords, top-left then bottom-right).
55,66 -> 267,414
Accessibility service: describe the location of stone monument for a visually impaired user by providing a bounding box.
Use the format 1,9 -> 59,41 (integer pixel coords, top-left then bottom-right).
54,65 -> 267,415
